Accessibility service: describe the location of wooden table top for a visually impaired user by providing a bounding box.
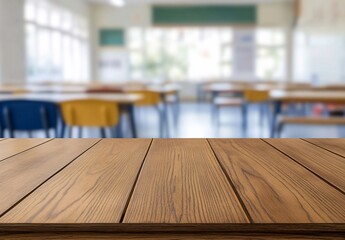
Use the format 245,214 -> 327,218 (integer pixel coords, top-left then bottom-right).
0,138 -> 344,239
270,90 -> 345,103
204,82 -> 345,94
0,84 -> 180,95
203,82 -> 314,93
0,93 -> 143,104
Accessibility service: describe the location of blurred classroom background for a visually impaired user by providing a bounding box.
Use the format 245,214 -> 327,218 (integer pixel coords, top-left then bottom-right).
0,0 -> 344,138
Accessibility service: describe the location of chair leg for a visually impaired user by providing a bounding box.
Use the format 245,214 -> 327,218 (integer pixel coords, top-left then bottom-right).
260,104 -> 265,127
100,128 -> 106,138
4,108 -> 14,138
68,127 -> 73,138
241,103 -> 248,137
116,124 -> 123,138
60,122 -> 66,138
78,127 -> 83,138
40,107 -> 50,138
157,106 -> 164,138
173,93 -> 180,127
277,121 -> 285,138
111,127 -> 117,138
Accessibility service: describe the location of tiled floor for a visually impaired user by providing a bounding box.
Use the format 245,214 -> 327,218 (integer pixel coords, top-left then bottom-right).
133,103 -> 343,139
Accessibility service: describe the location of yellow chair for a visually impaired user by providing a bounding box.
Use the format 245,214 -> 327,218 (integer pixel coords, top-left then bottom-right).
60,99 -> 120,138
244,89 -> 271,130
129,90 -> 161,106
127,90 -> 169,137
244,89 -> 270,103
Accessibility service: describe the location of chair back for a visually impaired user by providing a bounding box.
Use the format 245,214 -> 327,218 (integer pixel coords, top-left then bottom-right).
0,100 -> 60,137
244,89 -> 270,103
128,90 -> 161,106
60,99 -> 119,127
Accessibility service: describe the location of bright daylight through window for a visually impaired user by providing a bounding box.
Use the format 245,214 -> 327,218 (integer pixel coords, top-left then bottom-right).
25,0 -> 90,83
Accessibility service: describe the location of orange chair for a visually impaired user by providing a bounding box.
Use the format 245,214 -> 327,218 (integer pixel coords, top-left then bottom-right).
60,99 -> 120,138
127,90 -> 169,137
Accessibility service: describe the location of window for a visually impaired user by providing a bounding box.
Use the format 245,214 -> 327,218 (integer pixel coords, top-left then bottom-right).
128,27 -> 286,82
25,0 -> 90,83
128,27 -> 234,82
256,28 -> 286,81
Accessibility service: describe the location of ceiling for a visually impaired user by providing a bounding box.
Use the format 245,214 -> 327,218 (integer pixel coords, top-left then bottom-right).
87,0 -> 293,6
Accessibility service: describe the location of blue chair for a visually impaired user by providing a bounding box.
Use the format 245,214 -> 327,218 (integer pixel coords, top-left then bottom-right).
0,100 -> 61,138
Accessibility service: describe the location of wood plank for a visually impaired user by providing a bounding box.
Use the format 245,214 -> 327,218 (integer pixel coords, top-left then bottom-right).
208,139 -> 345,223
124,139 -> 249,224
0,233 -> 343,240
265,139 -> 345,193
0,139 -> 51,162
1,223 -> 344,234
303,139 -> 345,158
0,139 -> 99,217
0,139 -> 152,223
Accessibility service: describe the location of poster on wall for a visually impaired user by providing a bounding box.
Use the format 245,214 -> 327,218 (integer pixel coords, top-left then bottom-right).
99,48 -> 129,83
233,29 -> 256,80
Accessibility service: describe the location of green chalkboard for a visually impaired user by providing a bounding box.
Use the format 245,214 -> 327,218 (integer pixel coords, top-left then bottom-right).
153,5 -> 257,25
100,29 -> 125,46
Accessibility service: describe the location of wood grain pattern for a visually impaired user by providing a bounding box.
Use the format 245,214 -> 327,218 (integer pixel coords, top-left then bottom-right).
265,139 -> 345,193
0,139 -> 99,217
1,233 -> 343,240
0,139 -> 152,223
208,139 -> 345,223
0,139 -> 51,162
303,139 -> 345,158
124,139 -> 249,224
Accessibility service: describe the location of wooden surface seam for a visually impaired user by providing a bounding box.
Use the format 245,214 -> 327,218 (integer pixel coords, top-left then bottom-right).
208,139 -> 345,223
119,139 -> 154,223
0,139 -> 53,163
1,139 -> 152,223
0,139 -> 102,218
302,139 -> 345,159
123,139 -> 249,224
263,139 -> 345,195
0,138 -> 345,233
206,138 -> 254,224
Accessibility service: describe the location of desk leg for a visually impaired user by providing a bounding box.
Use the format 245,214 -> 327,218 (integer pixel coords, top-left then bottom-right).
212,91 -> 219,124
241,103 -> 248,137
270,101 -> 282,138
160,93 -> 170,138
127,104 -> 138,138
173,92 -> 180,128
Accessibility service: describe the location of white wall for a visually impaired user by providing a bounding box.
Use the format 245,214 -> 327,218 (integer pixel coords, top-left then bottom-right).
293,0 -> 345,84
0,0 -> 91,85
0,0 -> 26,84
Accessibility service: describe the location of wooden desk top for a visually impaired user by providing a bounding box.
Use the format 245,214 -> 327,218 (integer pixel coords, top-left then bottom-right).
0,84 -> 181,95
203,83 -> 313,93
270,90 -> 345,103
0,93 -> 142,104
0,139 -> 344,239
